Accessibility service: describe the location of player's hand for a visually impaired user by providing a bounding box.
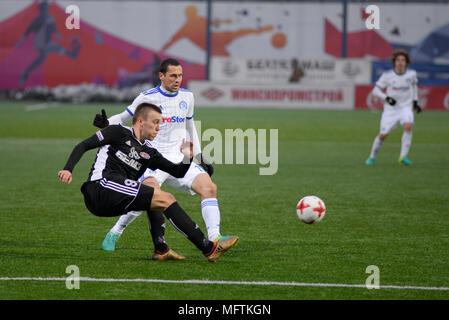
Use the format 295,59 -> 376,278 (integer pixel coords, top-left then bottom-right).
180,139 -> 194,159
93,109 -> 109,128
413,100 -> 422,113
385,96 -> 396,106
195,153 -> 214,177
58,170 -> 72,184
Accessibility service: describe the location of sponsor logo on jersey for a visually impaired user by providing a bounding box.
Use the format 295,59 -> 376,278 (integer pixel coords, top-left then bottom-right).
139,152 -> 150,159
116,150 -> 142,171
179,101 -> 188,110
162,116 -> 185,123
128,147 -> 140,160
392,86 -> 410,92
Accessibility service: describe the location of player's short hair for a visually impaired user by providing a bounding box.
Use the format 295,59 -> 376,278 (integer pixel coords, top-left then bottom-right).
132,103 -> 161,124
160,58 -> 181,74
392,49 -> 411,66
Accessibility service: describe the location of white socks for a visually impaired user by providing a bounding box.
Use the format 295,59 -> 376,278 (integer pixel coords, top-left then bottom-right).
201,198 -> 221,241
369,136 -> 384,159
400,130 -> 413,159
110,211 -> 143,235
369,131 -> 412,160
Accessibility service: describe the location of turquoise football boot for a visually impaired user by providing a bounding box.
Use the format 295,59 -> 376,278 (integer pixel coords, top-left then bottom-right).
365,157 -> 375,166
102,232 -> 119,251
398,157 -> 413,165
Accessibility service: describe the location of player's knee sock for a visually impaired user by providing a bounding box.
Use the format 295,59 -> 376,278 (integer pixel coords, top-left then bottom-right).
146,210 -> 168,253
110,211 -> 142,235
163,202 -> 214,255
369,136 -> 384,159
201,198 -> 221,241
400,130 -> 413,158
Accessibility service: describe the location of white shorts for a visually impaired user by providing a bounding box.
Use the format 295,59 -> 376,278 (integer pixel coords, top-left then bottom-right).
139,162 -> 207,195
379,108 -> 414,134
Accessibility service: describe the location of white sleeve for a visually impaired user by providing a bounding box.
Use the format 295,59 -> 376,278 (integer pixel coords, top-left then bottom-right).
412,71 -> 418,101
108,109 -> 133,125
108,94 -> 144,125
375,72 -> 389,90
185,93 -> 201,156
372,86 -> 387,101
372,72 -> 390,100
186,118 -> 201,156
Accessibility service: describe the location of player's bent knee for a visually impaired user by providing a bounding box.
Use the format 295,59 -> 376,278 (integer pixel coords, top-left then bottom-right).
151,190 -> 176,211
379,134 -> 388,140
142,177 -> 160,189
161,192 -> 176,209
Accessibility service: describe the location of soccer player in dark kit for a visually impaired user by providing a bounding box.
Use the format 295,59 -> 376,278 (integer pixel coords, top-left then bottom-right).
58,103 -> 238,262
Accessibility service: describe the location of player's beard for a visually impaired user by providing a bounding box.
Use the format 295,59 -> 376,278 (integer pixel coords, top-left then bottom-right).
166,81 -> 180,92
168,85 -> 179,92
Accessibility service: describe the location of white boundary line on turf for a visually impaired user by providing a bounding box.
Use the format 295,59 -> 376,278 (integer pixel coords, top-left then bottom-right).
25,102 -> 60,111
0,277 -> 448,291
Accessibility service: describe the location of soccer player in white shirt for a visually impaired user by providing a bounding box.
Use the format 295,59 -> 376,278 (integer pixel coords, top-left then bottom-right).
94,58 -> 237,259
366,50 -> 422,166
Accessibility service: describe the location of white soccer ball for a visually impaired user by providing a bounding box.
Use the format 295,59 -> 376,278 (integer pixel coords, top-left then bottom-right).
296,196 -> 326,224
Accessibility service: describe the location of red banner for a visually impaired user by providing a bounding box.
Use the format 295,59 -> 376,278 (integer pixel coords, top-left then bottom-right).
355,85 -> 449,111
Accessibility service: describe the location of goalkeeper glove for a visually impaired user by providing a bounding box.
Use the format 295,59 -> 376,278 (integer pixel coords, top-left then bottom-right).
195,153 -> 214,177
413,100 -> 422,113
385,96 -> 396,106
93,109 -> 109,129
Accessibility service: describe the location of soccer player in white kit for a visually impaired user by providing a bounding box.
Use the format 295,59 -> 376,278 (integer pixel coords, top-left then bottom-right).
95,58 -> 237,259
366,50 -> 422,166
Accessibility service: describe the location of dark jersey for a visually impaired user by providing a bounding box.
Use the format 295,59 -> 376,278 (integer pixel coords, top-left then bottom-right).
63,124 -> 192,182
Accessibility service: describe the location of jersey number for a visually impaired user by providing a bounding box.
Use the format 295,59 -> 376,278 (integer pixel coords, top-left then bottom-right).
124,179 -> 138,188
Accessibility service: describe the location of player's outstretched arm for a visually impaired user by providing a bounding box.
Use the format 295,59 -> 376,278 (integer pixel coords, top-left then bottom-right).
186,117 -> 214,176
150,140 -> 193,178
59,129 -> 114,182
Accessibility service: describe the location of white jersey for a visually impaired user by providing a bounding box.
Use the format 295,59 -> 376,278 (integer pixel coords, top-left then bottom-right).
375,69 -> 418,112
124,86 -> 199,163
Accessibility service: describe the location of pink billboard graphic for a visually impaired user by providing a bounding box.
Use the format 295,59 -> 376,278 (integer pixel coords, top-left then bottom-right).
0,1 -> 205,89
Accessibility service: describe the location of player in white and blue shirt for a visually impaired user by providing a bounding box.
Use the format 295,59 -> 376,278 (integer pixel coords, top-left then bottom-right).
94,58 -> 237,257
366,50 -> 422,166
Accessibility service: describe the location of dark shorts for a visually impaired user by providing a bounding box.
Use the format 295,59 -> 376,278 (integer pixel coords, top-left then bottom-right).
80,177 -> 154,217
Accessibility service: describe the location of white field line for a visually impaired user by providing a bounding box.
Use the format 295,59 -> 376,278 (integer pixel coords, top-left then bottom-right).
25,102 -> 60,111
0,277 -> 448,291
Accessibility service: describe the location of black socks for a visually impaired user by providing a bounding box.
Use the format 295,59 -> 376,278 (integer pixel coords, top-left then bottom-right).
162,202 -> 214,255
146,210 -> 168,253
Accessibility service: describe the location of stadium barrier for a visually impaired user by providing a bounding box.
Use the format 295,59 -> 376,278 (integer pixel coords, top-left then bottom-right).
189,81 -> 354,109
189,81 -> 449,110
